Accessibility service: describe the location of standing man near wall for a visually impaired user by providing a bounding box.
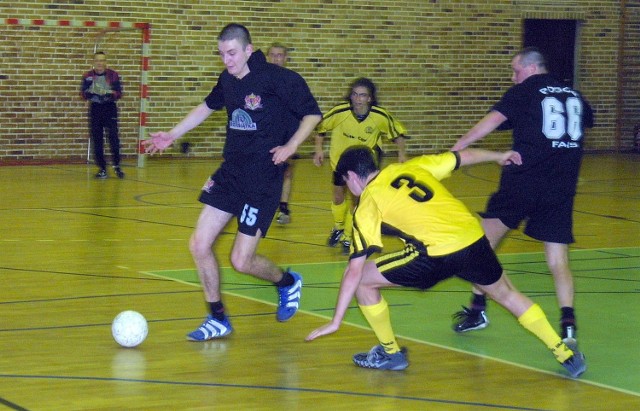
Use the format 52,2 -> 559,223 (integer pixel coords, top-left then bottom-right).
314,78 -> 407,255
451,47 -> 594,349
80,51 -> 124,179
144,24 -> 322,341
267,42 -> 297,225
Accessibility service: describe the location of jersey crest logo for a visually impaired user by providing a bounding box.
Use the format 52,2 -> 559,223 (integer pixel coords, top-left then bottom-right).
202,177 -> 215,193
230,109 -> 257,131
244,93 -> 263,110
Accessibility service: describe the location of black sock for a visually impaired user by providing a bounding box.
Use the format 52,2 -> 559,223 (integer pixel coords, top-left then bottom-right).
209,301 -> 225,321
560,306 -> 576,328
471,293 -> 487,312
279,202 -> 289,213
275,270 -> 294,287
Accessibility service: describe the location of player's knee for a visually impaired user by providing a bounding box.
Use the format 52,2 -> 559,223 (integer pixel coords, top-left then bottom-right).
189,233 -> 210,259
228,249 -> 251,273
479,276 -> 511,303
546,257 -> 571,277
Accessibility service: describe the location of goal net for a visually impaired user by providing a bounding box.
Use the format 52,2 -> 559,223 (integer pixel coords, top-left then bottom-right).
0,19 -> 149,166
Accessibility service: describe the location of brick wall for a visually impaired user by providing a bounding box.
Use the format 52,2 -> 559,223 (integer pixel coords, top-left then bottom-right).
621,0 -> 640,151
0,23 -> 141,161
1,0 -> 637,163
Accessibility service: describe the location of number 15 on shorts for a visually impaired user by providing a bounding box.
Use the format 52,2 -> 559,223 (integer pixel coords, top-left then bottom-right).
241,204 -> 259,227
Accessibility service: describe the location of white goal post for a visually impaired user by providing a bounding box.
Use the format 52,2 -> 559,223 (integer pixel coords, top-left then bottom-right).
1,18 -> 150,167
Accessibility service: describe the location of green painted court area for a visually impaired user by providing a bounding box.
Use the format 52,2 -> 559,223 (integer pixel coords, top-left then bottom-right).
150,247 -> 640,395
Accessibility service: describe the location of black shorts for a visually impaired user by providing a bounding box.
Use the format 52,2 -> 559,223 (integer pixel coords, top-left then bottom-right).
482,188 -> 575,244
198,173 -> 280,237
376,237 -> 503,289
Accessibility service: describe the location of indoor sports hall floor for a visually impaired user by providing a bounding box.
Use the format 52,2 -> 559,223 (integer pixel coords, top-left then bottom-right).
1,153 -> 638,410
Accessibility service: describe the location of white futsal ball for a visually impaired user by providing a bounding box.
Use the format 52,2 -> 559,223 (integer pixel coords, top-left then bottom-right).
112,310 -> 148,348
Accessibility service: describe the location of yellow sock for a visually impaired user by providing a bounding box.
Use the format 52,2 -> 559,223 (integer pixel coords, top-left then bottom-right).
343,197 -> 353,241
331,201 -> 348,230
518,304 -> 573,363
359,297 -> 400,354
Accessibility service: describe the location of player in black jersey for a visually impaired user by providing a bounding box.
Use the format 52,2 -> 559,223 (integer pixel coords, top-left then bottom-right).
451,47 -> 594,349
145,24 -> 322,341
267,43 -> 297,225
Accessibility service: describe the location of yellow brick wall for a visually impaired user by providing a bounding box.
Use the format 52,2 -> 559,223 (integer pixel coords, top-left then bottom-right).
621,0 -> 640,150
1,0 -> 637,162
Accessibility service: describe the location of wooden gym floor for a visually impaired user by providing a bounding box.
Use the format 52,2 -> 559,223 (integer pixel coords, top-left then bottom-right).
0,152 -> 639,410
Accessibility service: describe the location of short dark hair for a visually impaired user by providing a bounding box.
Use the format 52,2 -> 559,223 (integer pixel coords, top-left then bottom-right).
347,77 -> 378,106
268,42 -> 288,54
517,47 -> 547,70
336,145 -> 378,180
218,23 -> 252,47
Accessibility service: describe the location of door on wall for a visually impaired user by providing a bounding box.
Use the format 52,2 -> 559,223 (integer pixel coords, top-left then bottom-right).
523,19 -> 578,87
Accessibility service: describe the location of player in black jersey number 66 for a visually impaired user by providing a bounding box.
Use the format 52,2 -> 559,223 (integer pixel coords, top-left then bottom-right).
450,47 -> 594,351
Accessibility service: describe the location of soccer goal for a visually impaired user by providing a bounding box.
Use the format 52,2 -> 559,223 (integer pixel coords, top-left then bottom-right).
1,18 -> 150,167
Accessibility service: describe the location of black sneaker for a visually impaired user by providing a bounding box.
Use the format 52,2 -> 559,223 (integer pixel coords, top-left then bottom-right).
352,345 -> 408,371
452,306 -> 489,333
341,240 -> 351,255
561,350 -> 587,378
327,228 -> 344,247
114,167 -> 125,179
95,169 -> 108,179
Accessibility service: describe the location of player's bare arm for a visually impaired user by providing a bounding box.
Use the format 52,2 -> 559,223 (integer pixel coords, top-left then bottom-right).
144,102 -> 214,154
395,135 -> 407,163
270,114 -> 322,165
313,133 -> 325,167
306,255 -> 367,341
452,110 -> 508,151
458,148 -> 522,167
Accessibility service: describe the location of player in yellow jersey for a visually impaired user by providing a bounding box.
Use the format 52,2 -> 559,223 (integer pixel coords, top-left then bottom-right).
305,145 -> 586,379
314,78 -> 407,254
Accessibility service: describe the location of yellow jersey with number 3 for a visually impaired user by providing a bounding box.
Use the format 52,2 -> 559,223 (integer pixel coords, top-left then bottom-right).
352,151 -> 484,257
